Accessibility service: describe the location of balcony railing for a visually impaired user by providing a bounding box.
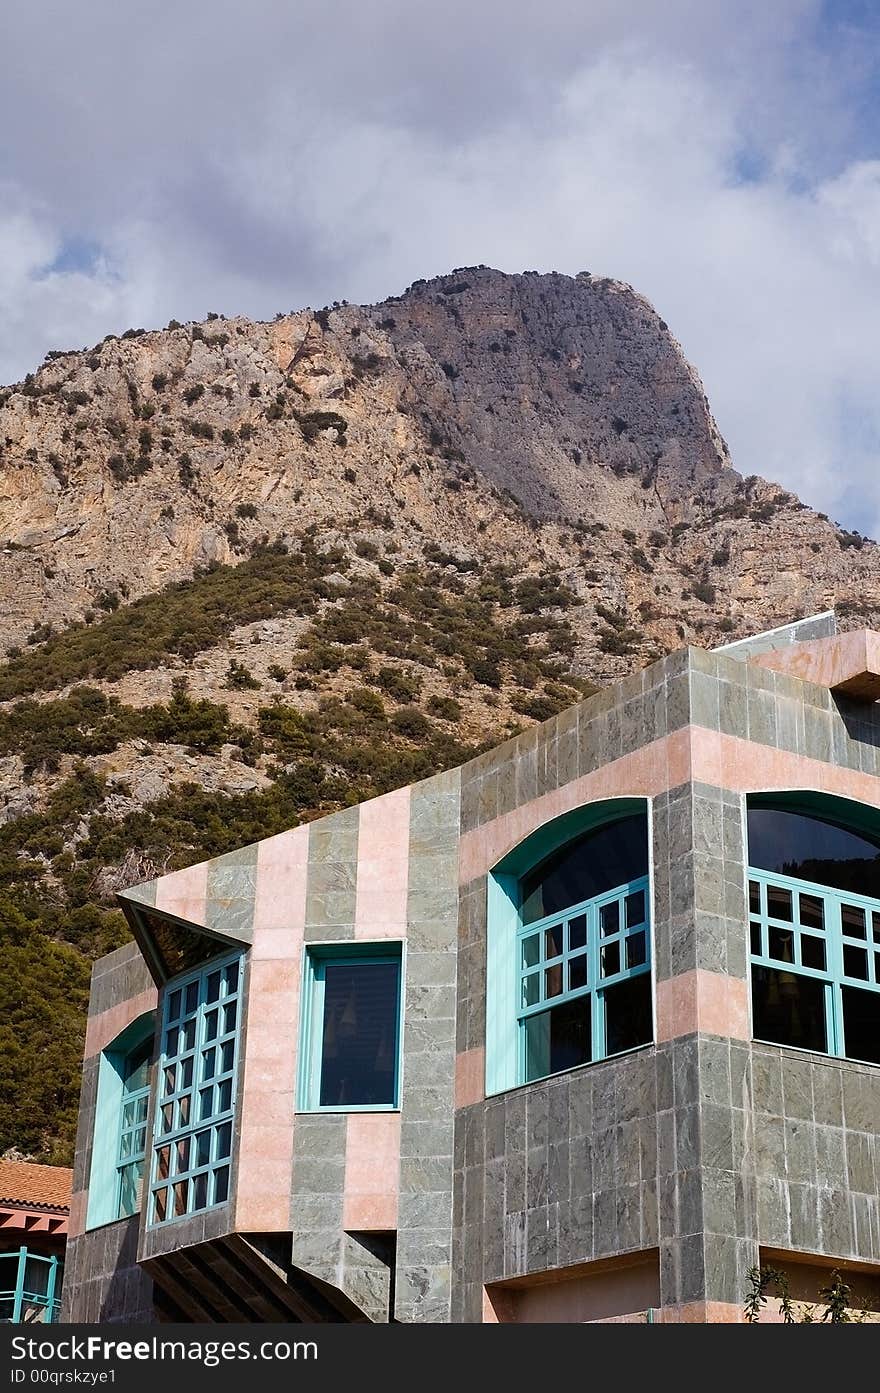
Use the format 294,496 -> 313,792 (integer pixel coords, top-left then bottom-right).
0,1248 -> 62,1324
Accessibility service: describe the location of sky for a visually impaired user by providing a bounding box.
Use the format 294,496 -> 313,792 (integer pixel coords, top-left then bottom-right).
3,0 -> 880,533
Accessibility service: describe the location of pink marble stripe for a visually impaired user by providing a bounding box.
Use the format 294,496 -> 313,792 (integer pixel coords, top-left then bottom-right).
154,859 -> 209,926
691,727 -> 880,805
83,988 -> 157,1059
455,1047 -> 485,1108
234,825 -> 309,1231
342,1112 -> 400,1231
355,786 -> 411,939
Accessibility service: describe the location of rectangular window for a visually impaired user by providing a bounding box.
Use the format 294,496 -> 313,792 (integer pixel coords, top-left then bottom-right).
749,871 -> 880,1065
517,876 -> 651,1083
298,945 -> 403,1111
148,952 -> 242,1226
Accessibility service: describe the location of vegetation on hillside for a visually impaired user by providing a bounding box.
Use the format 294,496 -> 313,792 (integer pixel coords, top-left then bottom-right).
0,535 -> 591,1162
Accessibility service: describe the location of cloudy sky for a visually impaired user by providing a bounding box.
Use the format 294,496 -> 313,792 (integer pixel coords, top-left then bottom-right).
3,1 -> 880,532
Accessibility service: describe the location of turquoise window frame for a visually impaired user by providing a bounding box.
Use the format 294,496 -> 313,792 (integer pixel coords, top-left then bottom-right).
85,1012 -> 155,1231
748,866 -> 880,1064
297,941 -> 404,1113
115,1038 -> 151,1219
516,876 -> 651,1079
148,950 -> 243,1227
0,1249 -> 61,1324
486,797 -> 654,1095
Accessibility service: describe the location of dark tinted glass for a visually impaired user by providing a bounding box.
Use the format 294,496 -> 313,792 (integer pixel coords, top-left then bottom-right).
748,808 -> 880,898
751,965 -> 826,1053
124,1037 -> 152,1092
523,997 -> 591,1081
319,961 -> 399,1107
604,975 -> 652,1056
841,986 -> 880,1064
521,814 -> 648,924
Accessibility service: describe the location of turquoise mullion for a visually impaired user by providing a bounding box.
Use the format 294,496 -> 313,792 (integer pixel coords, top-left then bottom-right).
515,875 -> 651,1083
748,866 -> 880,1063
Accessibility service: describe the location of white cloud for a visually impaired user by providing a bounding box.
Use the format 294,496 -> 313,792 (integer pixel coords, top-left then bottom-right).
2,1 -> 880,531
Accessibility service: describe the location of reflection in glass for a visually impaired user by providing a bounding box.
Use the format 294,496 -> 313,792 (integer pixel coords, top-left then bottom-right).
751,965 -> 826,1053
748,807 -> 880,897
319,960 -> 400,1107
524,998 -> 591,1082
520,814 -> 648,924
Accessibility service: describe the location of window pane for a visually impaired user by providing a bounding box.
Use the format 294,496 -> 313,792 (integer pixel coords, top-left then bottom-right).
153,1187 -> 167,1223
199,1087 -> 213,1121
195,1130 -> 211,1167
522,973 -> 539,1008
544,924 -> 563,959
213,1167 -> 230,1204
600,942 -> 620,979
800,934 -> 826,971
522,935 -> 540,969
318,960 -> 400,1107
220,1039 -> 235,1073
748,807 -> 880,897
523,997 -> 591,1082
223,1001 -> 237,1034
843,945 -> 869,981
544,964 -> 563,999
842,904 -> 867,939
520,813 -> 648,924
604,975 -> 652,1057
163,1067 -> 175,1099
215,1121 -> 232,1160
119,1132 -> 132,1159
177,1094 -> 191,1128
568,914 -> 587,952
749,880 -> 761,914
156,1145 -> 171,1181
600,901 -> 620,937
751,966 -> 827,1053
568,954 -> 588,992
768,926 -> 795,964
625,890 -> 645,928
798,894 -> 824,930
118,1162 -> 142,1218
202,1047 -> 216,1081
125,1039 -> 151,1092
182,1019 -> 196,1050
181,1057 -> 193,1090
204,1010 -> 218,1041
873,911 -> 880,944
173,1180 -> 188,1217
174,1138 -> 190,1174
224,961 -> 239,994
167,990 -> 182,1021
767,885 -> 793,922
217,1079 -> 232,1112
193,1172 -> 208,1210
841,986 -> 880,1065
626,931 -> 647,969
185,981 -> 199,1014
750,922 -> 762,956
206,971 -> 221,1003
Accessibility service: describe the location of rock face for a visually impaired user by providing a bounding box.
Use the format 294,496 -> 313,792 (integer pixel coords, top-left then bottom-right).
2,265 -> 876,666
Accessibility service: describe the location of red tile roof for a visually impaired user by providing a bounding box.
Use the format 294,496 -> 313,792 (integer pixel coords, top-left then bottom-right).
0,1161 -> 72,1212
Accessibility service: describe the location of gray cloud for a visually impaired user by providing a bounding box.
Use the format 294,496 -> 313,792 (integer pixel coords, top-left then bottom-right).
3,0 -> 880,531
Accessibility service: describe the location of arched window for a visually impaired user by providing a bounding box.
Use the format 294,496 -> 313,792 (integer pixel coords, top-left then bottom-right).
747,794 -> 880,1065
486,799 -> 653,1094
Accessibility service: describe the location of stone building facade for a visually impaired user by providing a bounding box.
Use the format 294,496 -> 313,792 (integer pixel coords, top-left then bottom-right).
62,614 -> 880,1323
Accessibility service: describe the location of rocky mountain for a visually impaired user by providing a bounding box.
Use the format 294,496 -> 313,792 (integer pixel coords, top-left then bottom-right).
1,266 -> 878,1161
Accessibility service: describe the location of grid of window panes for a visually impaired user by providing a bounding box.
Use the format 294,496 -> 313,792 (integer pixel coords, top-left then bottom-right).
517,876 -> 651,1081
149,953 -> 242,1226
749,870 -> 880,1065
116,1037 -> 151,1219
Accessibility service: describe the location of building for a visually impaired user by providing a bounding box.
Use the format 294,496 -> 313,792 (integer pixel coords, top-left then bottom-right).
1,1161 -> 71,1323
61,613 -> 880,1323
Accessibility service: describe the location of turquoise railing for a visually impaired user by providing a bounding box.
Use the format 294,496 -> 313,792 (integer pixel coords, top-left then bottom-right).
0,1248 -> 62,1324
